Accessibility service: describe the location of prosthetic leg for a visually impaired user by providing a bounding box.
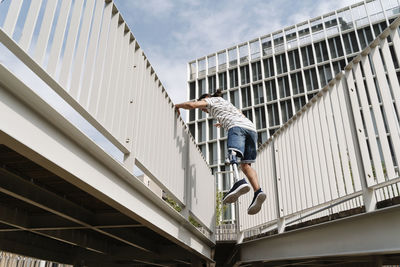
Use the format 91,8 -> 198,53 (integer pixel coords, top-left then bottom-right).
229,150 -> 240,182
222,150 -> 251,204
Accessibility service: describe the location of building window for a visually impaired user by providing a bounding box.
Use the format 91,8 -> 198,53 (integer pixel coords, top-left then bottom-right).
240,65 -> 250,85
267,103 -> 280,126
198,59 -> 206,77
332,59 -> 346,75
223,204 -> 233,222
198,122 -> 206,143
280,100 -> 293,123
263,57 -> 275,78
189,123 -> 195,137
253,83 -> 264,105
220,140 -> 227,164
298,23 -> 311,46
343,32 -> 359,55
230,90 -> 239,108
209,119 -> 217,140
288,49 -> 301,71
208,55 -> 216,74
252,61 -> 262,81
314,41 -> 329,63
294,96 -> 307,112
200,144 -> 206,157
257,131 -> 268,146
242,109 -> 253,122
262,36 -> 272,56
250,40 -> 261,59
301,45 -> 315,67
338,8 -> 354,31
373,21 -> 388,37
318,64 -> 333,87
278,76 -> 290,98
291,72 -> 304,95
241,86 -> 252,108
198,79 -> 206,97
255,106 -> 266,129
208,142 -> 218,165
239,44 -> 249,64
324,13 -> 339,36
304,67 -> 319,91
208,75 -> 216,92
220,126 -> 226,138
357,26 -> 374,49
269,128 -> 277,137
218,51 -> 227,70
265,80 -> 277,101
189,82 -> 196,100
218,72 -> 227,90
189,62 -> 196,80
275,53 -> 287,74
273,31 -> 285,53
198,108 -> 206,119
229,69 -> 238,88
328,36 -> 344,59
228,48 -> 237,67
189,110 -> 195,121
286,27 -> 298,50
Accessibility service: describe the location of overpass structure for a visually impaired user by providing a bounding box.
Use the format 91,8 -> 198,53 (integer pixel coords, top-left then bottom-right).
0,0 -> 400,266
0,0 -> 215,265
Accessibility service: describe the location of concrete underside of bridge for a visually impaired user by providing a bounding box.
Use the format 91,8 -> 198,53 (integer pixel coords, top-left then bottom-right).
0,144 -> 207,266
0,65 -> 214,265
227,204 -> 400,266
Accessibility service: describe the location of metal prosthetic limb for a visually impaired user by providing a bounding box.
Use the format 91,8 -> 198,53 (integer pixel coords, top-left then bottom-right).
228,150 -> 240,182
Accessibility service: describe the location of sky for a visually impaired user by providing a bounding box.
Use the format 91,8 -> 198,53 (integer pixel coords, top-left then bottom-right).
113,0 -> 359,106
0,0 -> 360,167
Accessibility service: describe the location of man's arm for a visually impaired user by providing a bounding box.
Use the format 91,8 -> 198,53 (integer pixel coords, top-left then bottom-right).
175,100 -> 208,115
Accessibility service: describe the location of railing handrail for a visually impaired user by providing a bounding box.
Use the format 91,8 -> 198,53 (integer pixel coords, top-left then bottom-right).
0,0 -> 215,237
238,15 -> 400,237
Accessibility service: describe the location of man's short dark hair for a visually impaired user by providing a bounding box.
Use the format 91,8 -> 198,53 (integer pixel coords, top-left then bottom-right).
197,89 -> 222,101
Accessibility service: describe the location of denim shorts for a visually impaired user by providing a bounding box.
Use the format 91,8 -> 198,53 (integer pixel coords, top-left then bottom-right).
227,126 -> 258,164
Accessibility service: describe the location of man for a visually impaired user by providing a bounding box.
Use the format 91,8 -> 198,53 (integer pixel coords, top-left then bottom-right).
175,90 -> 266,215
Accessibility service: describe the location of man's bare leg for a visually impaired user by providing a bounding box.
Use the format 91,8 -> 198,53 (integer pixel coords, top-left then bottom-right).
241,163 -> 260,191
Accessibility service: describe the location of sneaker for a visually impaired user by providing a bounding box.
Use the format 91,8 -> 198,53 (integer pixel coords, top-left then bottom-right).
222,178 -> 251,204
247,189 -> 266,215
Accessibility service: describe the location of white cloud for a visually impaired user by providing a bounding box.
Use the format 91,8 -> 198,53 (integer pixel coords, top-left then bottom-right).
121,0 -> 358,103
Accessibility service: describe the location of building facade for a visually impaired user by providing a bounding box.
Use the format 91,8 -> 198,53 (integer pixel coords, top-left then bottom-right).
187,0 -> 400,224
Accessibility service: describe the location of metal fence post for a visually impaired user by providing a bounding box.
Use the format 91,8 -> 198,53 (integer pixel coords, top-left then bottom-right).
272,139 -> 286,233
342,71 -> 377,212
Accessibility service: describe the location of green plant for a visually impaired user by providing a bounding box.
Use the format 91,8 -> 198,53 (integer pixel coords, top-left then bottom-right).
215,191 -> 227,226
189,215 -> 201,227
165,196 -> 182,212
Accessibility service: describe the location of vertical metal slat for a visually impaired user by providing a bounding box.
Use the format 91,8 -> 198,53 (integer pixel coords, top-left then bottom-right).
79,0 -> 105,109
353,62 -> 385,185
19,0 -> 43,51
58,0 -> 85,88
69,0 -> 96,100
362,54 -> 396,179
2,0 -> 24,37
88,2 -> 113,115
33,0 -> 58,65
46,0 -> 72,77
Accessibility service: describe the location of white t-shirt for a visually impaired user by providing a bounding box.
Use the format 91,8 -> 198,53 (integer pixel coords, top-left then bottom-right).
204,97 -> 256,132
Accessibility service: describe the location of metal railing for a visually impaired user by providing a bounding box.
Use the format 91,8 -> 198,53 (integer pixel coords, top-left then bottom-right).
0,0 -> 215,234
238,16 -> 400,236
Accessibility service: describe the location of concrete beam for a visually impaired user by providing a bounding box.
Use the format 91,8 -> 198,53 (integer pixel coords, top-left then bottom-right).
240,205 -> 400,263
0,64 -> 213,261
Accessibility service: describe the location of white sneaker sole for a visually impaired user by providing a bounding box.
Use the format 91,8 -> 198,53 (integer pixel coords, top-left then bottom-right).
248,192 -> 266,215
223,184 -> 251,204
